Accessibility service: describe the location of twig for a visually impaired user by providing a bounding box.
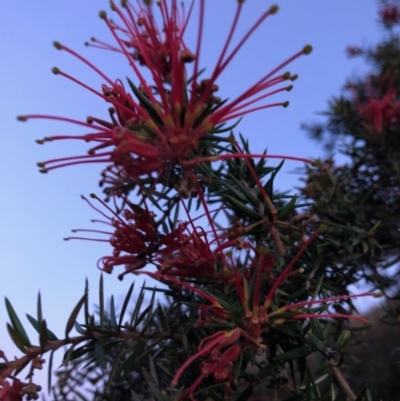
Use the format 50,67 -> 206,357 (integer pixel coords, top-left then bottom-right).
330,366 -> 356,401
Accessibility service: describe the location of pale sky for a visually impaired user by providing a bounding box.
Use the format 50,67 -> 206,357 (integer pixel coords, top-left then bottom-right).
0,0 -> 383,392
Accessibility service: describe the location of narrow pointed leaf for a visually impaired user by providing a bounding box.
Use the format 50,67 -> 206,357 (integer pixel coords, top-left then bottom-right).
26,314 -> 58,341
225,195 -> 262,220
84,278 -> 89,326
109,295 -> 118,328
6,323 -> 27,353
65,294 -> 87,338
274,346 -> 313,361
118,281 -> 135,329
37,291 -> 43,323
142,367 -> 164,401
5,298 -> 31,346
95,340 -> 107,370
99,274 -> 105,328
39,319 -> 49,349
48,350 -> 55,393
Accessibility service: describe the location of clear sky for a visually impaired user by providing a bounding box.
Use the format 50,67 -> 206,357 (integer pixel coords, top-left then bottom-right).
0,0 -> 383,391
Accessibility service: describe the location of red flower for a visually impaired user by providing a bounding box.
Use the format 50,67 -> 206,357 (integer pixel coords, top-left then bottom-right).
353,80 -> 400,134
0,380 -> 23,401
65,194 -> 185,277
345,46 -> 362,58
19,1 -> 311,181
378,4 -> 400,27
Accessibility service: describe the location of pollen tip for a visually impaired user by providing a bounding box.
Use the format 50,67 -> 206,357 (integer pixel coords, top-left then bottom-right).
37,162 -> 45,168
282,101 -> 289,108
109,1 -> 117,11
283,71 -> 291,80
269,5 -> 279,14
17,115 -> 27,122
311,159 -> 321,167
286,85 -> 293,92
53,41 -> 62,50
373,292 -> 383,298
99,10 -> 107,19
303,45 -> 313,55
52,67 -> 60,75
120,0 -> 128,7
35,139 -> 45,145
90,193 -> 97,199
290,74 -> 299,82
39,169 -> 48,174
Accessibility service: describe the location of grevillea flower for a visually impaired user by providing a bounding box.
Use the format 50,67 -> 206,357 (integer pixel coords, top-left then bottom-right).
64,194 -> 186,277
0,380 -> 24,401
378,3 -> 400,27
353,79 -> 400,134
18,0 -> 312,183
145,228 -> 378,400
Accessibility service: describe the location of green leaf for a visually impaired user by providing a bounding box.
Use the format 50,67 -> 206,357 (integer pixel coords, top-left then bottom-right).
5,298 -> 31,347
119,339 -> 146,379
95,340 -> 107,370
39,319 -> 49,349
355,385 -> 373,401
227,173 -> 260,206
148,355 -> 159,387
37,291 -> 43,323
130,390 -> 145,401
99,274 -> 105,328
274,346 -> 313,361
142,367 -> 164,401
310,317 -> 324,341
26,314 -> 58,341
127,77 -> 163,125
130,284 -> 146,326
118,281 -> 135,329
225,195 -> 262,220
155,304 -> 168,333
48,350 -> 55,393
109,295 -> 118,328
6,323 -> 27,353
65,294 -> 87,338
84,278 -> 89,326
277,194 -> 298,220
334,330 -> 351,350
263,159 -> 285,199
257,361 -> 281,379
235,385 -> 254,401
74,322 -> 87,335
308,332 -> 328,354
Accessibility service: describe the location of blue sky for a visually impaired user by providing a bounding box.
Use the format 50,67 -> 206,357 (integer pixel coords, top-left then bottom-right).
0,0 -> 383,391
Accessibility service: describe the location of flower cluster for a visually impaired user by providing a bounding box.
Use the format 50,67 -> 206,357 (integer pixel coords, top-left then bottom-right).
3,1 -> 380,401
352,78 -> 400,135
378,1 -> 400,27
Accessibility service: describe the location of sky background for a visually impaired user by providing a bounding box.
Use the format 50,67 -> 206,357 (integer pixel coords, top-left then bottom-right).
0,0 -> 385,393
